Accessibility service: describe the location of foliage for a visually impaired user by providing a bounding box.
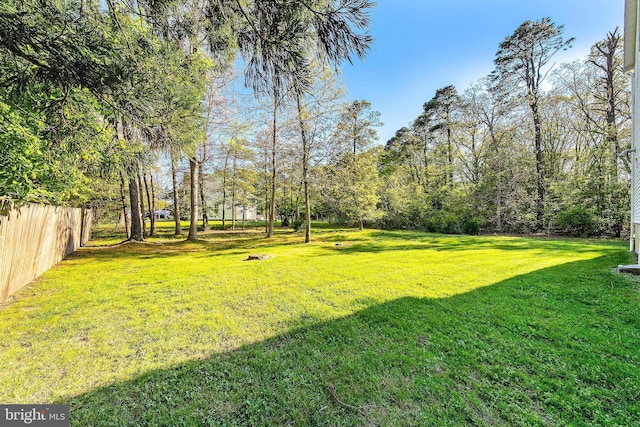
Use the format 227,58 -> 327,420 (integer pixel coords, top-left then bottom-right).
212,0 -> 375,93
0,0 -> 122,96
494,18 -> 574,94
380,25 -> 630,238
493,18 -> 574,231
0,2 -> 632,240
425,210 -> 463,234
322,147 -> 383,228
555,206 -> 596,237
0,86 -> 113,204
0,0 -> 117,203
0,2 -> 139,203
462,215 -> 483,235
334,99 -> 382,154
317,100 -> 383,229
291,218 -> 305,232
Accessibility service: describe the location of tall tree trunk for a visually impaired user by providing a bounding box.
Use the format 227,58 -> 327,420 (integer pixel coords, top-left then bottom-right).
531,98 -> 545,231
121,121 -> 143,240
295,89 -> 312,243
231,154 -> 237,231
241,198 -> 246,230
128,173 -> 144,241
138,171 -> 147,237
447,126 -> 453,188
352,118 -> 362,230
150,173 -> 157,236
595,30 -> 621,185
222,153 -> 228,230
187,158 -> 199,240
599,31 -> 621,237
119,171 -> 131,239
170,148 -> 182,235
199,142 -> 209,231
423,135 -> 430,194
267,91 -> 278,238
490,128 -> 503,233
264,149 -> 269,234
143,173 -> 155,237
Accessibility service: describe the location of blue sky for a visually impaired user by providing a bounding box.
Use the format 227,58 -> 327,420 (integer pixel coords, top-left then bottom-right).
341,0 -> 625,143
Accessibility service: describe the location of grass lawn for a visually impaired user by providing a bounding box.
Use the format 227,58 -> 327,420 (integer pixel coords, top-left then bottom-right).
1,226 -> 639,425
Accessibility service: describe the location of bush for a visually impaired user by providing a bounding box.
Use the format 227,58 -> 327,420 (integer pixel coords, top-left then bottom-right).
462,216 -> 482,235
425,211 -> 462,234
555,206 -> 595,237
291,219 -> 305,232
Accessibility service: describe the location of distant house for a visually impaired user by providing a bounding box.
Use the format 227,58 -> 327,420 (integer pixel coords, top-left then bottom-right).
154,209 -> 171,219
625,0 -> 640,253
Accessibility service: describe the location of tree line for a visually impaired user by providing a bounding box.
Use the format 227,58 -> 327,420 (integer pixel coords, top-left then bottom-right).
0,6 -> 630,240
0,0 -> 375,243
382,20 -> 630,237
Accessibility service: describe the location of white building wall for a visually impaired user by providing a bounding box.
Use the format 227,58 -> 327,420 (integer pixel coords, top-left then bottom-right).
211,204 -> 258,222
633,1 -> 640,253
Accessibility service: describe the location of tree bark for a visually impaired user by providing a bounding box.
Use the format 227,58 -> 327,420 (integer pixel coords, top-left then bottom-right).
489,126 -> 503,233
122,120 -> 144,242
138,171 -> 147,237
222,152 -> 228,230
149,173 -> 157,236
264,149 -> 269,234
267,91 -> 278,238
199,142 -> 209,231
422,134 -> 430,194
602,32 -> 620,236
170,148 -> 182,235
119,171 -> 131,239
593,30 -> 621,185
241,199 -> 246,230
187,158 -> 199,240
128,173 -> 144,241
352,117 -> 362,230
295,88 -> 312,243
231,154 -> 237,231
530,98 -> 545,231
143,173 -> 155,237
447,125 -> 453,188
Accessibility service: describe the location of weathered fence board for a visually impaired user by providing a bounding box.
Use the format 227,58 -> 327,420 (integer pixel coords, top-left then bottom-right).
0,201 -> 92,301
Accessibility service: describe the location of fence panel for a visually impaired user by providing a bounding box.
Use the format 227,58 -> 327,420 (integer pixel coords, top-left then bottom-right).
0,201 -> 92,301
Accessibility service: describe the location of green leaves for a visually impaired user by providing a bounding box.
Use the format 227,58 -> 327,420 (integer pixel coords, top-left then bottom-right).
0,1 -> 121,96
494,18 -> 574,93
217,0 -> 375,93
0,1 -> 211,204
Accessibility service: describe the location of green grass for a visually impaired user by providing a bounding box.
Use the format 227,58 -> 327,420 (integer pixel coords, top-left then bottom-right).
1,227 -> 639,425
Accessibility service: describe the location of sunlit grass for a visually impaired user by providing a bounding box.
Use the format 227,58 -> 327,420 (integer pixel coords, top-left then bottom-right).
0,228 -> 637,425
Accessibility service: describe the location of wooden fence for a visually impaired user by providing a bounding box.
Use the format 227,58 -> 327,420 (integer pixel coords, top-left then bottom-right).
0,200 -> 93,301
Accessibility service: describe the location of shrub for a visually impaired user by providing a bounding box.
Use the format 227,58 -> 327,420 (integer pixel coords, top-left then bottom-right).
426,211 -> 462,234
555,206 -> 595,237
291,219 -> 305,232
462,216 -> 482,235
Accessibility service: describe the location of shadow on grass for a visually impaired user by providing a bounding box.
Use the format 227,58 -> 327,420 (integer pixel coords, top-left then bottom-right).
322,232 -> 620,256
62,253 -> 640,426
77,227 -> 367,263
75,231 -> 297,261
78,229 -> 622,264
